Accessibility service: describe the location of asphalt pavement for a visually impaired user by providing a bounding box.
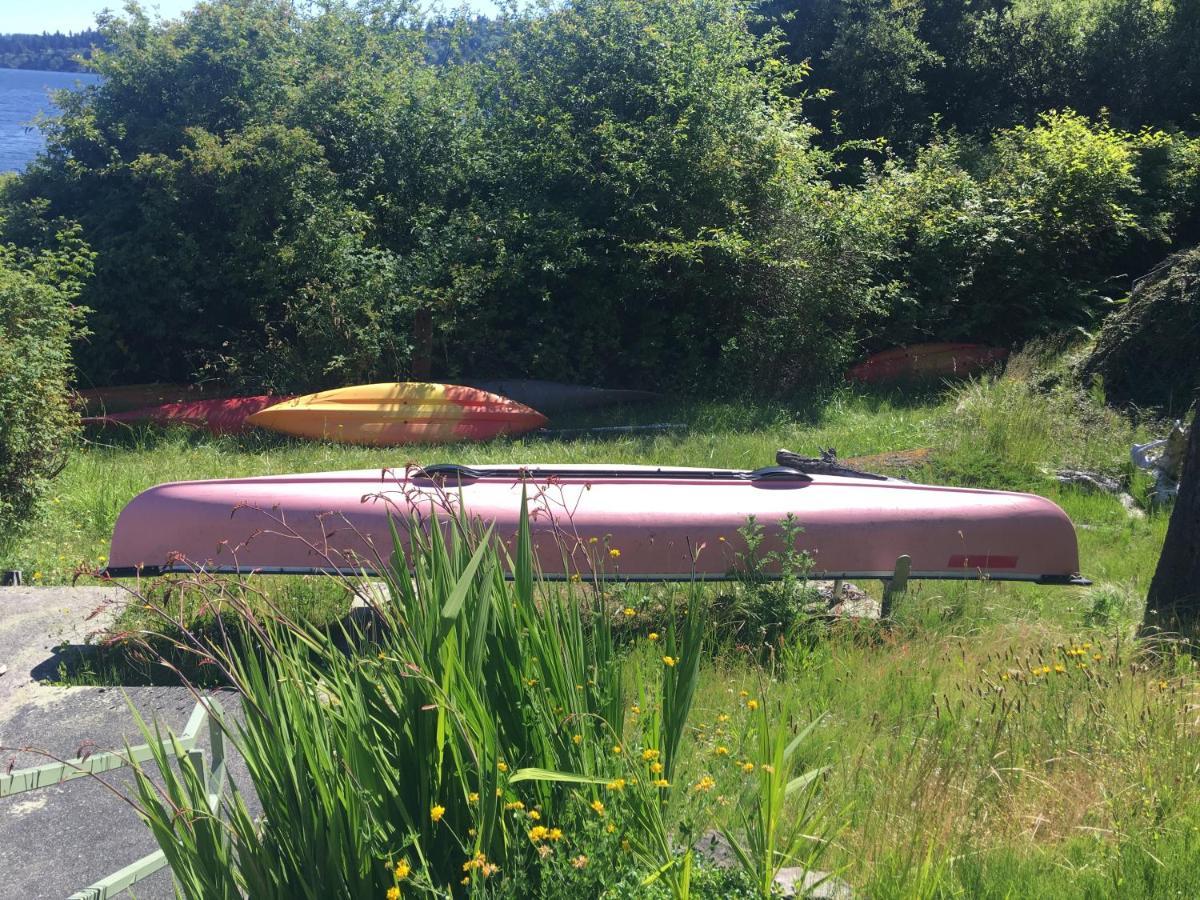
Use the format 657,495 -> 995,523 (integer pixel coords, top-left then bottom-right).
0,587 -> 246,900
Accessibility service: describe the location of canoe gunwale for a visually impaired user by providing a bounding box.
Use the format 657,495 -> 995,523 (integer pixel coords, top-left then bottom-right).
100,564 -> 1089,585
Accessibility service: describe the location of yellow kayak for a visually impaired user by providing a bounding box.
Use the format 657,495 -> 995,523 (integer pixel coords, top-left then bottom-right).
246,382 -> 549,445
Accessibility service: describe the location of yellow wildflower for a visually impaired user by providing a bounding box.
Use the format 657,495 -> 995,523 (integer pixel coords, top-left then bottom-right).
642,748 -> 660,762
714,746 -> 730,756
746,699 -> 759,711
607,778 -> 627,791
610,548 -> 621,559
591,799 -> 606,815
662,656 -> 677,667
653,778 -> 670,788
739,690 -> 749,698
1053,664 -> 1065,674
570,573 -> 582,583
430,805 -> 445,823
741,762 -> 755,773
394,860 -> 411,879
528,825 -> 549,842
623,606 -> 636,617
588,537 -> 599,544
648,632 -> 660,642
572,733 -> 582,744
572,854 -> 589,869
468,792 -> 479,804
387,888 -> 401,900
694,775 -> 716,792
612,745 -> 623,754
605,821 -> 617,833
650,761 -> 664,774
505,801 -> 525,811
548,828 -> 564,841
528,810 -> 541,821
498,762 -> 509,772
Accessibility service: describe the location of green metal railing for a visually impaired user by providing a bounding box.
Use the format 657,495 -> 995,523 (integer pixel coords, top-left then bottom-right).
0,698 -> 226,900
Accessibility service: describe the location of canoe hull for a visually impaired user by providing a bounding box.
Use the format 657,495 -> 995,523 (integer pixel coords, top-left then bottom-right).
106,466 -> 1083,584
462,380 -> 660,414
83,395 -> 285,435
847,344 -> 1009,384
245,383 -> 549,445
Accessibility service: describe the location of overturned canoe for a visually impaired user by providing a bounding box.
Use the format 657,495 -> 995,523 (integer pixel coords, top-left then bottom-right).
847,343 -> 1009,384
245,383 -> 548,446
78,383 -> 200,416
105,462 -> 1084,584
461,379 -> 660,415
83,395 -> 286,436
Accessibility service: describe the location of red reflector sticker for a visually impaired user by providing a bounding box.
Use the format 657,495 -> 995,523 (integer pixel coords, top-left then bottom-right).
948,554 -> 1018,569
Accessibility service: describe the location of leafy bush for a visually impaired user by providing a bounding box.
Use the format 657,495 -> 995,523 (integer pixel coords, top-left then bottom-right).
0,210 -> 91,546
857,112 -> 1196,346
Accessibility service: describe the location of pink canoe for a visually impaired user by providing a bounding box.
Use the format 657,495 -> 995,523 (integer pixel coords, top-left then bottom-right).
105,461 -> 1085,585
83,395 -> 289,436
847,343 -> 1010,383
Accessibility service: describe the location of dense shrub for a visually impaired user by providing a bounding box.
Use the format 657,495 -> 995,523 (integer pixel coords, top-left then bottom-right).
1079,244 -> 1200,414
0,208 -> 91,544
855,114 -> 1200,346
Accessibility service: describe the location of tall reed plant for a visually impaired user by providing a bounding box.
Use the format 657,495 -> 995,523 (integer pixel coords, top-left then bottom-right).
129,494 -> 825,898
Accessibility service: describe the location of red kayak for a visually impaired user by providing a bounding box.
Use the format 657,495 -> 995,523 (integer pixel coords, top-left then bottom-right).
105,455 -> 1085,585
78,383 -> 204,415
83,395 -> 288,436
847,343 -> 1009,383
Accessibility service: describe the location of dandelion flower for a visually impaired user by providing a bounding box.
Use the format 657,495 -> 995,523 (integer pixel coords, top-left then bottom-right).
591,799 -> 606,815
623,606 -> 635,617
468,792 -> 479,804
662,656 -> 677,667
648,632 -> 660,642
498,762 -> 509,772
430,805 -> 446,822
394,860 -> 411,879
387,888 -> 401,900
694,775 -> 716,792
610,548 -> 621,559
548,828 -> 564,841
746,699 -> 759,711
650,761 -> 664,774
528,825 -> 549,842
528,809 -> 541,820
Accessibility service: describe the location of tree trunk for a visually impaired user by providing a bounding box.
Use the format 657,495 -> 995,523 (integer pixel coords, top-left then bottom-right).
411,308 -> 433,381
1144,412 -> 1200,632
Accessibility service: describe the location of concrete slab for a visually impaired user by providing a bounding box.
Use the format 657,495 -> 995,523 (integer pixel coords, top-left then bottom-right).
0,588 -> 249,900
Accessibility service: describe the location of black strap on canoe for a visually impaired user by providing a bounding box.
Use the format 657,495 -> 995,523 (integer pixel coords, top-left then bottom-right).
775,448 -> 889,481
414,464 -> 813,483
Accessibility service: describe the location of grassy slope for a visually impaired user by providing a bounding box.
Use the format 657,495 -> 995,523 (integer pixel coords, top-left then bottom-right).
4,367 -> 1194,897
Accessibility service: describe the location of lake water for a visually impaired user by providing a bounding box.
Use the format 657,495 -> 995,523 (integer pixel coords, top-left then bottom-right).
0,67 -> 101,172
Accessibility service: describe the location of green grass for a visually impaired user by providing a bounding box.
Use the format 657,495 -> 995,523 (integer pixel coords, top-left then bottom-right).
5,362 -> 1195,897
